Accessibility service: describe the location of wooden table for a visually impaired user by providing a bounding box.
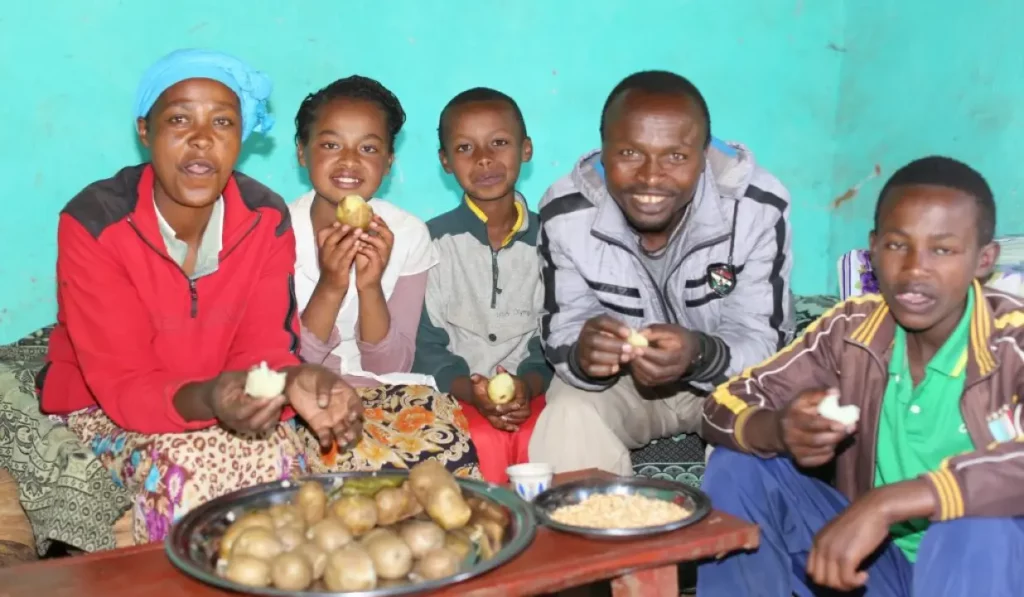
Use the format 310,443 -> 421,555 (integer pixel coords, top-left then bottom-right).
0,469 -> 758,597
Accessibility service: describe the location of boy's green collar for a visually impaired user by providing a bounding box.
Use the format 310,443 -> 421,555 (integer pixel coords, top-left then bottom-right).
849,280 -> 998,381
888,285 -> 974,379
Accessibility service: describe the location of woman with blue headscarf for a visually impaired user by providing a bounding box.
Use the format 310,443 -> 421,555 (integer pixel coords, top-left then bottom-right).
38,49 -> 362,544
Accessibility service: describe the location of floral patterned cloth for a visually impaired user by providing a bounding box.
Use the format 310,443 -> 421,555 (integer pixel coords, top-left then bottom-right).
305,384 -> 478,478
65,384 -> 479,544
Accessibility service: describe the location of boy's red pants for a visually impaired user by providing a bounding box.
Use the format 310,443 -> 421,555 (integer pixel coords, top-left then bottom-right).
462,396 -> 546,484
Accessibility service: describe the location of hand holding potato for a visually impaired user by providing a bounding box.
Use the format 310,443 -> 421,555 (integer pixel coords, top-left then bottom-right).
491,366 -> 531,428
354,215 -> 394,292
208,371 -> 287,435
316,223 -> 361,294
466,374 -> 517,432
778,389 -> 853,468
629,323 -> 700,388
575,315 -> 633,378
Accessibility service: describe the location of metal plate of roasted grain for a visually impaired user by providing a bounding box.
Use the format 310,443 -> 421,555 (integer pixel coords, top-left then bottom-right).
533,476 -> 711,540
165,470 -> 536,596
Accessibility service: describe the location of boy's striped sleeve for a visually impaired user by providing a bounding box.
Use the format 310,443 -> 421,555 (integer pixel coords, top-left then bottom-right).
702,299 -> 864,453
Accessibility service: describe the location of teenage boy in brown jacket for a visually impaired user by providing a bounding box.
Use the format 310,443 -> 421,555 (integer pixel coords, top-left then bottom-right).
700,156 -> 1024,596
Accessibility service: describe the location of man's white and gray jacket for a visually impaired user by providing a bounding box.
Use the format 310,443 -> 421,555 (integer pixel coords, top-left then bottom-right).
538,141 -> 795,392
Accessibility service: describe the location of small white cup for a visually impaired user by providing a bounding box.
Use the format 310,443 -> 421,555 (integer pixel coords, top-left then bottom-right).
506,462 -> 554,501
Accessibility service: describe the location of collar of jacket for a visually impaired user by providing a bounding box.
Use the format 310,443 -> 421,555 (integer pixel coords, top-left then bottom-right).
453,191 -> 530,248
845,279 -> 1000,386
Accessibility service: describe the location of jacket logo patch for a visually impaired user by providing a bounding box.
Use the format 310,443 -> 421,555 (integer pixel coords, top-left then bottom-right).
986,404 -> 1023,442
707,263 -> 737,297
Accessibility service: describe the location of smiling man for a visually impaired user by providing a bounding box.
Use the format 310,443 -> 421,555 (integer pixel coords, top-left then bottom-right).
529,70 -> 794,475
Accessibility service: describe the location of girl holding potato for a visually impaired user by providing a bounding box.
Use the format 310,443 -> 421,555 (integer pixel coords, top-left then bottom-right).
290,76 -> 480,479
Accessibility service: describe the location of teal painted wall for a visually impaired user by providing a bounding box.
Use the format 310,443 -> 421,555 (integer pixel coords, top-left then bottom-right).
0,1 -> 847,343
829,0 -> 1024,287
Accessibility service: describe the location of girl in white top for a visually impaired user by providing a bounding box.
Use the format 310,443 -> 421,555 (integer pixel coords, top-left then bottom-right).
290,75 -> 479,477
291,193 -> 437,387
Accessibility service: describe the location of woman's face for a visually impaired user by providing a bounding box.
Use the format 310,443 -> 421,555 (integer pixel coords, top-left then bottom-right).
297,97 -> 393,204
136,78 -> 242,209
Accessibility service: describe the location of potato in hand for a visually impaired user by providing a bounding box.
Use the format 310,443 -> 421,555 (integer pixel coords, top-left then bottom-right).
486,372 -> 516,405
336,195 -> 373,231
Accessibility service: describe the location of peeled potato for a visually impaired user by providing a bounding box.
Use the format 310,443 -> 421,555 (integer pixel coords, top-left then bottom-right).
232,527 -> 283,561
817,391 -> 861,426
364,529 -> 414,580
486,373 -> 516,404
336,195 -> 373,231
426,484 -> 473,530
220,512 -> 275,559
295,482 -> 328,525
323,545 -> 377,591
244,361 -> 287,399
306,518 -> 353,552
224,554 -> 272,587
626,329 -> 649,348
330,494 -> 378,536
270,551 -> 313,591
413,547 -> 463,581
399,519 -> 445,558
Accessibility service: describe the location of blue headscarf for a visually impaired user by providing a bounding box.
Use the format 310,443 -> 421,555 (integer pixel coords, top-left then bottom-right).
133,49 -> 274,141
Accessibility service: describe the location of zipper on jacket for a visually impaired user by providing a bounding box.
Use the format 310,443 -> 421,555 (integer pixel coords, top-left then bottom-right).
127,214 -> 259,319
594,230 -> 670,321
594,229 -> 734,323
486,221 -> 522,310
127,217 -> 199,318
662,233 -> 731,322
845,339 -> 892,491
189,280 -> 199,317
490,249 -> 500,309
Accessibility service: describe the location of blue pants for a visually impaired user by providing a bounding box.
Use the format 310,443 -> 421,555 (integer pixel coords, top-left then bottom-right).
697,448 -> 1024,596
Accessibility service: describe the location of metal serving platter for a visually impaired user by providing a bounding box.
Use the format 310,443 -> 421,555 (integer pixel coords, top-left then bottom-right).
532,476 -> 711,540
166,470 -> 537,596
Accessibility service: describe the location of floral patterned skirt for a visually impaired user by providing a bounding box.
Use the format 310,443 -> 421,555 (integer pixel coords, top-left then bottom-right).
66,384 -> 479,544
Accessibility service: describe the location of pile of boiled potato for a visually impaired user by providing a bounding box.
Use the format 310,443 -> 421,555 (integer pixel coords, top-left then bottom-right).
216,460 -> 509,592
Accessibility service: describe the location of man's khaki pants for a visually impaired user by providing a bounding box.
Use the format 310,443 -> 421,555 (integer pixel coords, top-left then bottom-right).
528,376 -> 705,476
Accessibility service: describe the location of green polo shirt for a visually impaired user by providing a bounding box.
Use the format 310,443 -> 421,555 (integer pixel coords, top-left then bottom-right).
873,287 -> 976,563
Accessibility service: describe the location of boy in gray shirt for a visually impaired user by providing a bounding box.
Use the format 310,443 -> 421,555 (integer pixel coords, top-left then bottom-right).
412,88 -> 552,483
